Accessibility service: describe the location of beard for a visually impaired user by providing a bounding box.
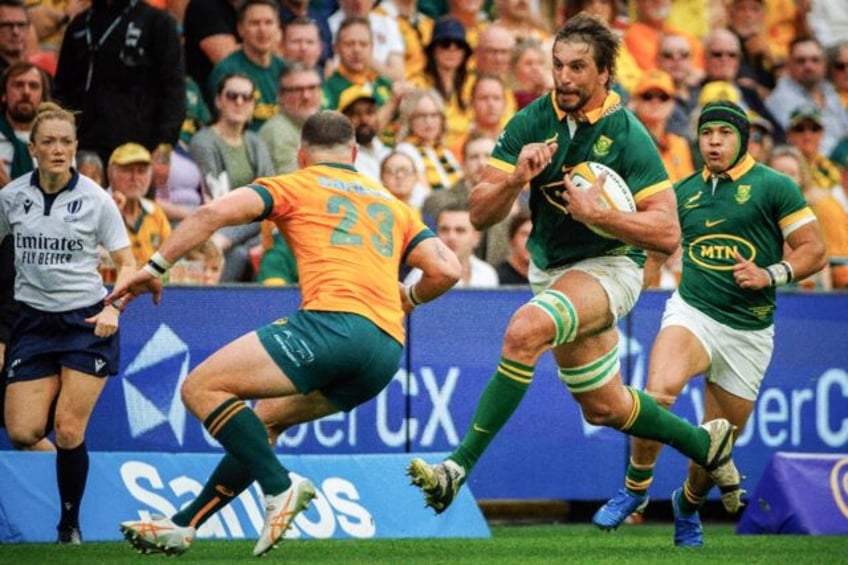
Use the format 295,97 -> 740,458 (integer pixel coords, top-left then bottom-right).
8,102 -> 35,124
555,88 -> 591,113
355,126 -> 377,145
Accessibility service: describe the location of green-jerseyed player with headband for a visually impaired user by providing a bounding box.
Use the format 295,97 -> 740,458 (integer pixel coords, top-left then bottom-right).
593,100 -> 827,546
407,13 -> 745,519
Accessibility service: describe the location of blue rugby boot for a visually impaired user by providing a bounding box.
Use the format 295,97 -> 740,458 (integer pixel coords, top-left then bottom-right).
593,488 -> 649,530
672,488 -> 704,547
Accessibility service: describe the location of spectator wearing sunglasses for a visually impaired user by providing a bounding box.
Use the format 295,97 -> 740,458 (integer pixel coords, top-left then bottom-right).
657,33 -> 701,140
630,69 -> 694,183
826,40 -> 848,110
411,17 -> 475,151
207,0 -> 287,132
785,104 -> 843,203
765,36 -> 848,156
189,73 -> 274,281
701,27 -> 784,144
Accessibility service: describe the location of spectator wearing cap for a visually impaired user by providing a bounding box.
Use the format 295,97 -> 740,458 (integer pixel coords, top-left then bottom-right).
322,16 -> 410,134
765,36 -> 848,156
747,111 -> 775,162
259,63 -> 323,175
339,84 -> 390,182
207,0 -> 287,132
630,69 -> 694,182
107,143 -> 171,267
328,0 -> 406,82
786,103 -> 844,199
412,16 -> 474,151
446,0 -> 490,57
700,27 -> 784,143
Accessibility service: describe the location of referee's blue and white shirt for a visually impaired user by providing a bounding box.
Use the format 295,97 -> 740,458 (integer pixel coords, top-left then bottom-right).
0,170 -> 129,312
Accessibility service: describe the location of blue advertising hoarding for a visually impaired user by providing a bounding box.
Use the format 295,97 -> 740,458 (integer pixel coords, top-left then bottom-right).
1,287 -> 845,502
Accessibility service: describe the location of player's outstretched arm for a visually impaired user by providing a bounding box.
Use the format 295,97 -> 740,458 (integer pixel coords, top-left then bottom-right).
469,142 -> 558,230
106,187 -> 266,308
401,237 -> 462,312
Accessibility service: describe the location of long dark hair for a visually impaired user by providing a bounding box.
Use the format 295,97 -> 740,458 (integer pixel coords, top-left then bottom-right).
424,46 -> 470,112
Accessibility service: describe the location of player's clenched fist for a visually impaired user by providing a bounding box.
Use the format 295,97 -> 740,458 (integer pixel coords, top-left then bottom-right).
513,142 -> 558,185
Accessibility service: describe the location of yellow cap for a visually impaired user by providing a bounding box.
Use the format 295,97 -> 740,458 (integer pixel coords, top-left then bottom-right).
338,84 -> 377,113
109,142 -> 152,166
698,81 -> 741,106
633,69 -> 675,96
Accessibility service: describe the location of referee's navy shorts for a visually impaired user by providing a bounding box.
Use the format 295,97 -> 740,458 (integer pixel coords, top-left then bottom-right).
6,302 -> 120,383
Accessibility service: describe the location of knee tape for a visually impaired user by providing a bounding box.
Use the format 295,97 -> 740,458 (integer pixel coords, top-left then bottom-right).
558,345 -> 620,394
529,289 -> 579,347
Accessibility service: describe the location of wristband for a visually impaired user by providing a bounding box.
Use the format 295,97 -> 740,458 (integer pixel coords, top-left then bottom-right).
145,251 -> 172,278
780,260 -> 794,283
765,261 -> 791,287
405,284 -> 423,307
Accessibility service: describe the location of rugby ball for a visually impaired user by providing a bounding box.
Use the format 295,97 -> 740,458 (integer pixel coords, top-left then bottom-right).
568,161 -> 636,238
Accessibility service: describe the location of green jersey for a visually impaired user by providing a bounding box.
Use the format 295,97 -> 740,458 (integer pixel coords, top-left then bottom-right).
207,50 -> 288,132
489,91 -> 672,270
676,155 -> 816,330
322,70 -> 394,111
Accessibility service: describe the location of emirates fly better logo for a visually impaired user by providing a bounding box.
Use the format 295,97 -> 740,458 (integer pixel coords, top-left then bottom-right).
122,324 -> 190,445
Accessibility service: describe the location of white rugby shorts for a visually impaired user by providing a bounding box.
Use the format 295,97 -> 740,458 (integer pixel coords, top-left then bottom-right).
661,291 -> 774,401
528,255 -> 643,322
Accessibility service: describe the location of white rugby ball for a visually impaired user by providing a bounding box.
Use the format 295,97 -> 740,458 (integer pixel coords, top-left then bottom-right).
568,161 -> 636,238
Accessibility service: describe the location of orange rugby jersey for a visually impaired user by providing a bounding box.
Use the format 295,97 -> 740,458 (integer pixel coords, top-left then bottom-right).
249,163 -> 435,344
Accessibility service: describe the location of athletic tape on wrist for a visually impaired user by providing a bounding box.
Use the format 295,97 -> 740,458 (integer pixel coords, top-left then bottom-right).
766,262 -> 791,287
405,284 -> 423,307
146,251 -> 172,278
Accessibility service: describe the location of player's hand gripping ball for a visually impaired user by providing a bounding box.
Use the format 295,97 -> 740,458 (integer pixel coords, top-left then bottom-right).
567,161 -> 636,238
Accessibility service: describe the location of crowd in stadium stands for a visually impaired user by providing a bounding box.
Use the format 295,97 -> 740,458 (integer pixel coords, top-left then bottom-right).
2,0 -> 847,290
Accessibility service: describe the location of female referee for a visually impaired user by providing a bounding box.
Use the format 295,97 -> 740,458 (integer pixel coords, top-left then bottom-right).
0,102 -> 136,543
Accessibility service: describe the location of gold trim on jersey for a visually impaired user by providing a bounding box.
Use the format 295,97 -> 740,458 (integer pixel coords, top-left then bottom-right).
700,153 -> 756,182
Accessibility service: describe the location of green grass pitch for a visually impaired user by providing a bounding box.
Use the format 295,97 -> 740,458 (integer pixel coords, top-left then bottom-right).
2,524 -> 846,564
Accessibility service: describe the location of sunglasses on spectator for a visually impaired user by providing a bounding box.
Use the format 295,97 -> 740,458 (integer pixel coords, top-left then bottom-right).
280,84 -> 321,95
834,61 -> 848,71
223,90 -> 254,103
435,39 -> 465,50
639,92 -> 671,102
660,50 -> 690,60
709,50 -> 739,59
789,123 -> 823,133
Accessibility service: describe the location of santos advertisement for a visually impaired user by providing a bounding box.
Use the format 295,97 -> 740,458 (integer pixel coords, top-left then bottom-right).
0,287 -> 845,502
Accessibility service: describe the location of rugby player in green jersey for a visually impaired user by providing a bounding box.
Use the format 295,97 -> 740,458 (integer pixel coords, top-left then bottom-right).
408,14 -> 747,521
594,101 -> 826,545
